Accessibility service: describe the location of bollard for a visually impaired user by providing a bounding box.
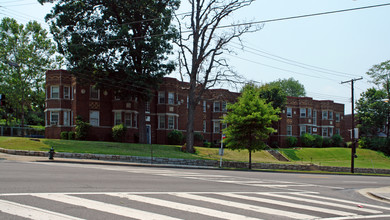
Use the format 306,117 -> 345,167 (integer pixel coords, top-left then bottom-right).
48,147 -> 55,160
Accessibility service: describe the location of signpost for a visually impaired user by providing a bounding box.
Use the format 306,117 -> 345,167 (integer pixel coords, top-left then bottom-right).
219,133 -> 226,168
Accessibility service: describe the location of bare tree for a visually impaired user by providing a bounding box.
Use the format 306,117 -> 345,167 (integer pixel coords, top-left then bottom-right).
176,0 -> 261,153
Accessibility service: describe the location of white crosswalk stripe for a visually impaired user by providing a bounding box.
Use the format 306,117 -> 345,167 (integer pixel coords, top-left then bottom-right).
1,191 -> 390,219
0,199 -> 84,220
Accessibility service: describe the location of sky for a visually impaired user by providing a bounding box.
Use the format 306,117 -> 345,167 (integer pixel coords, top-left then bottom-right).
1,0 -> 389,114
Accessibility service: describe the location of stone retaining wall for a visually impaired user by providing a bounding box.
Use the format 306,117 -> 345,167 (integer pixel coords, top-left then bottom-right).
1,148 -> 389,174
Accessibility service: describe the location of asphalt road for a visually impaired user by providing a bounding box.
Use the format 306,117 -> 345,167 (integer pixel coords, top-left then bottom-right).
1,158 -> 390,219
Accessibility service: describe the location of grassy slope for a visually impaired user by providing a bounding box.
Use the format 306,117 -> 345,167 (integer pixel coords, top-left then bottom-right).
1,137 -> 389,169
281,147 -> 390,169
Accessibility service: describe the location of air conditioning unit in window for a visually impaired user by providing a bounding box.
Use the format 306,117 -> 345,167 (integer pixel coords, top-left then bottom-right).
50,121 -> 57,126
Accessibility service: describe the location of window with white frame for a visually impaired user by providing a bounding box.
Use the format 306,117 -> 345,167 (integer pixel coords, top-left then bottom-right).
158,91 -> 165,104
158,115 -> 165,129
90,86 -> 99,100
329,127 -> 333,137
322,111 -> 328,120
114,112 -> 122,125
64,86 -> 70,99
214,101 -> 220,112
125,113 -> 132,127
322,127 -> 328,137
50,111 -> 59,125
336,113 -> 340,122
222,101 -> 227,112
307,108 -> 312,118
308,126 -> 312,134
300,125 -> 306,135
287,125 -> 292,136
168,92 -> 175,105
145,101 -> 150,113
63,111 -> 70,126
203,101 -> 206,112
203,120 -> 206,133
213,121 -> 220,133
287,107 -> 292,117
90,111 -> 99,126
313,110 -> 317,125
329,111 -> 333,120
300,108 -> 306,118
221,123 -> 227,131
336,128 -> 340,135
51,86 -> 59,99
134,114 -> 138,128
168,116 -> 174,129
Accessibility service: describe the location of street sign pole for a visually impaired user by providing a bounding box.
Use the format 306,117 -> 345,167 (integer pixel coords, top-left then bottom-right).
219,133 -> 225,168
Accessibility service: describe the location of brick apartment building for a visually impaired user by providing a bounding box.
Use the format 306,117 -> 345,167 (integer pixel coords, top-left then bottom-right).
45,70 -> 347,147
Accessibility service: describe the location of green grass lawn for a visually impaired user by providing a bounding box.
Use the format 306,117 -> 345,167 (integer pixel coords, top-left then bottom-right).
1,137 -> 390,169
280,147 -> 390,169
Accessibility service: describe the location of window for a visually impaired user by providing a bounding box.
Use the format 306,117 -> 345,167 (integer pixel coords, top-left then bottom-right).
145,102 -> 150,113
64,86 -> 70,99
203,101 -> 206,112
158,91 -> 165,104
307,108 -> 312,118
308,126 -> 312,134
213,121 -> 220,133
221,123 -> 227,131
214,101 -> 220,112
63,111 -> 70,126
300,108 -> 306,118
322,127 -> 328,137
336,113 -> 340,122
134,114 -> 138,128
187,96 -> 189,108
51,86 -> 59,99
329,111 -> 333,120
158,115 -> 165,129
287,125 -> 292,136
322,111 -> 328,120
300,125 -> 306,135
114,112 -> 122,125
125,113 -> 132,127
168,116 -> 174,129
329,127 -> 333,137
222,102 -> 227,112
203,120 -> 206,133
50,111 -> 59,124
286,108 -> 292,117
90,86 -> 99,100
168,92 -> 175,105
313,110 -> 317,125
336,128 -> 340,135
90,111 -> 99,126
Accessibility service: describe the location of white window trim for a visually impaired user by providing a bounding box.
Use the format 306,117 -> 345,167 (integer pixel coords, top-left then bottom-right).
168,92 -> 175,105
158,115 -> 165,129
50,111 -> 59,125
168,115 -> 174,129
50,86 -> 59,99
114,112 -> 122,125
90,86 -> 100,100
158,91 -> 165,104
287,125 -> 292,136
287,107 -> 292,117
63,86 -> 70,99
89,111 -> 99,127
214,101 -> 220,112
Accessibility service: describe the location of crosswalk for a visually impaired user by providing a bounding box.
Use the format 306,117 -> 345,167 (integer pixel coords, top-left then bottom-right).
1,191 -> 390,220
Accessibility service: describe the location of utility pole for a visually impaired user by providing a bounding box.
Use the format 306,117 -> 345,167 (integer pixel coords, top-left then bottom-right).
341,77 -> 362,173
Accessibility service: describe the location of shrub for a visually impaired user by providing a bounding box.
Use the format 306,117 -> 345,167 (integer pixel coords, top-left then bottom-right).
60,131 -> 68,140
331,134 -> 343,147
323,137 -> 333,148
313,135 -> 323,148
75,116 -> 91,140
68,131 -> 75,140
194,132 -> 204,142
203,142 -> 211,148
112,124 -> 127,142
286,136 -> 297,148
300,133 -> 314,147
167,130 -> 183,145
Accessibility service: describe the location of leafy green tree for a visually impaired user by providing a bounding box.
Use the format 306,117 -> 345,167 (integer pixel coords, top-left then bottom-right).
39,0 -> 179,143
0,17 -> 61,126
258,83 -> 287,110
223,84 -> 280,169
356,88 -> 387,137
300,133 -> 315,147
268,77 -> 306,97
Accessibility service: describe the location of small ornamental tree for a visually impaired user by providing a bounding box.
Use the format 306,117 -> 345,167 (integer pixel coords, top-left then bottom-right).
112,124 -> 127,142
223,84 -> 280,169
75,116 -> 90,140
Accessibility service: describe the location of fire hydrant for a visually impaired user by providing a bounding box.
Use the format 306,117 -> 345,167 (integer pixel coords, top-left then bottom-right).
48,147 -> 55,160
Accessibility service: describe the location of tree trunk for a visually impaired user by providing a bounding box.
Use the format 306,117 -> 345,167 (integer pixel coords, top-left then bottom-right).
186,98 -> 196,153
249,149 -> 252,169
138,98 -> 147,144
